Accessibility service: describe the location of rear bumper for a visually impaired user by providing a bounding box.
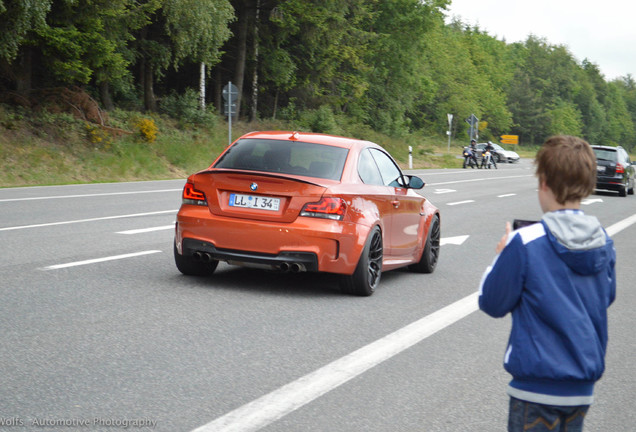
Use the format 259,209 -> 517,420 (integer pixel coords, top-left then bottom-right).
175,205 -> 369,275
181,238 -> 319,271
596,175 -> 626,191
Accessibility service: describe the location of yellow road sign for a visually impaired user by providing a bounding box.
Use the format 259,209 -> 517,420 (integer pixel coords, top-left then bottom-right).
500,135 -> 519,144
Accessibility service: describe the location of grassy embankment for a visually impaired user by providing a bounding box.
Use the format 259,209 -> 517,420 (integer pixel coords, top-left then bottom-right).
0,106 -> 535,188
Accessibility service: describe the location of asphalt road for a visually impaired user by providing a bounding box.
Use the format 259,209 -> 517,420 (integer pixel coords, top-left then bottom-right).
1,160 -> 635,431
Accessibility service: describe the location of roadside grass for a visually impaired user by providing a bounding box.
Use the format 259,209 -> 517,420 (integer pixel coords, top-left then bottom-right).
0,105 -> 535,188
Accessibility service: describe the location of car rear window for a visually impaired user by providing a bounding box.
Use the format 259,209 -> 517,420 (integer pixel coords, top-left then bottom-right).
593,148 -> 617,162
213,138 -> 348,180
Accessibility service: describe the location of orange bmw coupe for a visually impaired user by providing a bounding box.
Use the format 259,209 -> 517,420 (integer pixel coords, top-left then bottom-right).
174,131 -> 440,296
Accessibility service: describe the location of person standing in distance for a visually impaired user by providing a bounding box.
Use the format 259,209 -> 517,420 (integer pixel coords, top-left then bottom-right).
478,135 -> 616,431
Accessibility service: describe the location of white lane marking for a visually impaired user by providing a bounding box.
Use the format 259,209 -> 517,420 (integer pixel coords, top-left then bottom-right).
498,193 -> 516,198
434,188 -> 456,194
606,213 -> 636,237
428,174 -> 533,186
582,198 -> 603,205
0,210 -> 178,232
41,250 -> 162,270
192,293 -> 479,432
440,235 -> 469,246
191,212 -> 636,432
116,225 -> 174,235
447,200 -> 474,206
0,189 -> 182,202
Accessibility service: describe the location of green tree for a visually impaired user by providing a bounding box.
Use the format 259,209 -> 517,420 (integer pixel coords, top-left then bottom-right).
545,99 -> 583,136
421,21 -> 512,141
0,0 -> 51,62
134,0 -> 233,111
267,0 -> 374,112
360,0 -> 447,135
0,0 -> 52,91
603,82 -> 635,146
612,75 -> 636,151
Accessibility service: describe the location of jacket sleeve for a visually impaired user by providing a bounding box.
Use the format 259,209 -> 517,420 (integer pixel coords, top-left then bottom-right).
478,233 -> 527,318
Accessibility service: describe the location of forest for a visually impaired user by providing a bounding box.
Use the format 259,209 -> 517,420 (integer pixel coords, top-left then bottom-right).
1,0 -> 636,150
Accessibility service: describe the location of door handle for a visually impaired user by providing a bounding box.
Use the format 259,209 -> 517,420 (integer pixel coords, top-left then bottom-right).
391,200 -> 400,208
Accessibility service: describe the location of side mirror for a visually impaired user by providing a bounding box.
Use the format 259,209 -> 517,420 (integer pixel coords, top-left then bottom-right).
406,175 -> 425,189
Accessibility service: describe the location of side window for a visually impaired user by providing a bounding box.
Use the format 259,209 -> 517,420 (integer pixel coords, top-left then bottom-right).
370,149 -> 403,187
358,149 -> 384,185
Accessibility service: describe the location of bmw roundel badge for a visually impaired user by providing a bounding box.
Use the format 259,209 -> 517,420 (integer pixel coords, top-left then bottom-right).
250,182 -> 258,191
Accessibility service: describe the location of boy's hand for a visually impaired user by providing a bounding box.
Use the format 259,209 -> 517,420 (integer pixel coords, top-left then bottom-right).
496,222 -> 512,254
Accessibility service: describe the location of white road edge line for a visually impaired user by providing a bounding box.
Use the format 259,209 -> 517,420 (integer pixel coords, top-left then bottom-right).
41,250 -> 162,270
192,212 -> 636,432
427,174 -> 533,186
498,193 -> 516,198
116,225 -> 175,235
0,210 -> 178,232
447,200 -> 474,206
0,188 -> 182,202
191,293 -> 479,432
606,213 -> 636,237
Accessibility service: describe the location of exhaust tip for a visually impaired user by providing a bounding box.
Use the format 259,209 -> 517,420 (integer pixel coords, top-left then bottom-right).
201,252 -> 213,263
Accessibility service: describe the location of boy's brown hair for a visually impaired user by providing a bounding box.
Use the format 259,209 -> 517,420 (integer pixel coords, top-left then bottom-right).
535,135 -> 596,204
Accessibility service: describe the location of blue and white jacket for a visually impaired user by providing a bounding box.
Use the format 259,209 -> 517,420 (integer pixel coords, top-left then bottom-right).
479,210 -> 616,406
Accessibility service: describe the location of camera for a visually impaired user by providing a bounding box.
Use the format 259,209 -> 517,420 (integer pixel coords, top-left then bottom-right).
513,219 -> 538,230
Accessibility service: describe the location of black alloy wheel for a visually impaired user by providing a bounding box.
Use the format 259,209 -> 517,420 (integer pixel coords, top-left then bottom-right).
341,226 -> 383,296
410,215 -> 440,274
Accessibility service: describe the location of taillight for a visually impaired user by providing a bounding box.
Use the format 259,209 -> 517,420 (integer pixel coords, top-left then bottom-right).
300,197 -> 346,220
616,163 -> 625,174
182,182 -> 207,205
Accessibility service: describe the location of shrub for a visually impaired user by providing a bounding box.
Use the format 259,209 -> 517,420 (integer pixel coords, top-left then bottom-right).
159,88 -> 216,128
134,117 -> 158,143
85,123 -> 113,148
299,105 -> 341,135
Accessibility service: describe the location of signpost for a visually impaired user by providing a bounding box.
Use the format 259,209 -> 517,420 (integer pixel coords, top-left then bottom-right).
222,82 -> 239,146
465,114 -> 478,141
500,134 -> 519,145
447,113 -> 453,152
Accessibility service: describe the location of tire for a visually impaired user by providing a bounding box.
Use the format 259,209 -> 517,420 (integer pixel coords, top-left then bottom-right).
174,241 -> 218,276
409,215 -> 440,274
619,183 -> 627,197
494,153 -> 501,163
340,226 -> 383,296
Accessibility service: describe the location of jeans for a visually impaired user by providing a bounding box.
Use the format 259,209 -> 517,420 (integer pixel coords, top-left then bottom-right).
508,397 -> 590,432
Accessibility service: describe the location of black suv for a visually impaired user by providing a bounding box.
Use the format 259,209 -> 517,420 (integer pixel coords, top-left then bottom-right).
592,145 -> 635,197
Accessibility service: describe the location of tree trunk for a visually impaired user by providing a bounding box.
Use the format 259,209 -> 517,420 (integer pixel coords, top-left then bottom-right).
214,66 -> 222,113
143,58 -> 157,112
273,89 -> 278,120
99,81 -> 114,111
199,62 -> 206,111
249,0 -> 261,122
233,1 -> 249,120
15,47 -> 33,93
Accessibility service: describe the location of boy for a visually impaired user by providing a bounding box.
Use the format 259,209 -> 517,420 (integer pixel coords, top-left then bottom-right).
478,135 -> 616,431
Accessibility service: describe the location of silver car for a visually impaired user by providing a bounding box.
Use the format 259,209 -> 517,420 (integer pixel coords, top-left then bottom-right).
475,142 -> 520,163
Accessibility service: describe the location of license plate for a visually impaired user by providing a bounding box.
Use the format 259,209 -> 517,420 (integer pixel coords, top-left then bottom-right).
596,165 -> 606,173
229,193 -> 280,211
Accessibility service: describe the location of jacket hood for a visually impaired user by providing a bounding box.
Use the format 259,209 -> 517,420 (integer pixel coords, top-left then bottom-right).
542,210 -> 610,275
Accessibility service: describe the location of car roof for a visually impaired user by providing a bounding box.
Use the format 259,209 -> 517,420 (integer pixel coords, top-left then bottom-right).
591,145 -> 619,151
238,131 -> 378,150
